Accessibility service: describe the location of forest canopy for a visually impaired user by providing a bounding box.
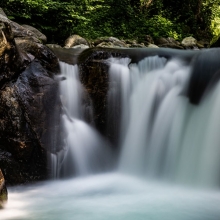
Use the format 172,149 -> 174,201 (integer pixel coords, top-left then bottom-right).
1,0 -> 220,44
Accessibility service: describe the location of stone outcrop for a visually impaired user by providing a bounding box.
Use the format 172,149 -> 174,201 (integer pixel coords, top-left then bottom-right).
0,10 -> 63,185
62,34 -> 211,50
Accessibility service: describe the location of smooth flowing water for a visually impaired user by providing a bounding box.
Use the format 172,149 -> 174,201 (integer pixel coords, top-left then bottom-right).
2,52 -> 220,220
2,173 -> 220,220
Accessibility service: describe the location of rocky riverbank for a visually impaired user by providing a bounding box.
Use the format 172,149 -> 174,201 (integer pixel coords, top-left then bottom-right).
47,34 -> 211,51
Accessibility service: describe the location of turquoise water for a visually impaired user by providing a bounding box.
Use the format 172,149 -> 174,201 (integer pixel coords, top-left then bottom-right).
2,173 -> 220,220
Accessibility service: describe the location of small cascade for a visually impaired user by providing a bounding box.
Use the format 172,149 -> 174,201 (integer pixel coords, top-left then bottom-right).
51,61 -> 112,178
107,57 -> 131,145
50,153 -> 58,179
4,49 -> 220,220
105,55 -> 220,188
51,52 -> 220,188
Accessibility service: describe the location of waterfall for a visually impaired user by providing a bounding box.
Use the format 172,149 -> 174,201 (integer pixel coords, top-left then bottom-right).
51,61 -> 112,178
4,49 -> 220,220
106,55 -> 220,188
49,51 -> 220,189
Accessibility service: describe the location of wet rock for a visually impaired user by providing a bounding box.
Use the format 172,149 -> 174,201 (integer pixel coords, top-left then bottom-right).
0,9 -> 63,185
16,61 -> 61,152
188,49 -> 220,104
0,60 -> 62,185
15,37 -> 59,72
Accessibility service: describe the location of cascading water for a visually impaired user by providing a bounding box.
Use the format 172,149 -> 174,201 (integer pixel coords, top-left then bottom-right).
2,50 -> 220,220
51,61 -> 112,178
109,55 -> 220,188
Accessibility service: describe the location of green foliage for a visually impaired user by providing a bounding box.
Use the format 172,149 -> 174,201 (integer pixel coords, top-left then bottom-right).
144,15 -> 183,40
205,1 -> 220,44
1,0 -> 89,43
1,0 -> 219,44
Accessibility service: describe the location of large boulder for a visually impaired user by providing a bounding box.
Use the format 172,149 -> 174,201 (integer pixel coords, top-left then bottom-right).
0,10 -> 63,185
0,169 -> 7,208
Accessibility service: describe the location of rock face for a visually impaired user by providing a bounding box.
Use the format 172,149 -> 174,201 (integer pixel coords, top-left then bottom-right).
0,169 -> 7,207
0,11 -> 63,185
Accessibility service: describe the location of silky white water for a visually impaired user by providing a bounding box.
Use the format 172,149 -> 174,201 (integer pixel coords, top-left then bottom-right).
51,62 -> 112,178
2,55 -> 220,220
2,173 -> 220,220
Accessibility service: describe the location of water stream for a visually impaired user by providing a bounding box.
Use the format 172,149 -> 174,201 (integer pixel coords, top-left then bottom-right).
1,51 -> 220,220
